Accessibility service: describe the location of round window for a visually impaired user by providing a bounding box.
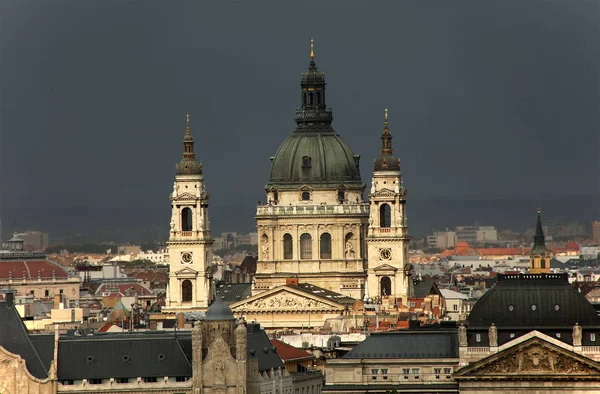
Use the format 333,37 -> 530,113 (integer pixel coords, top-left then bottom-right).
531,304 -> 537,311
554,304 -> 560,311
508,305 -> 514,311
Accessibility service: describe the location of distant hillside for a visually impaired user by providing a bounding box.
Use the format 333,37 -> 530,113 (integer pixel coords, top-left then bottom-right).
2,195 -> 598,244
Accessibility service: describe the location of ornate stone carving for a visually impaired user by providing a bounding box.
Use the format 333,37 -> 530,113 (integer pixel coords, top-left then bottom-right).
477,344 -> 595,375
573,322 -> 582,346
489,323 -> 498,347
204,335 -> 234,387
261,243 -> 269,260
458,324 -> 467,347
245,293 -> 328,309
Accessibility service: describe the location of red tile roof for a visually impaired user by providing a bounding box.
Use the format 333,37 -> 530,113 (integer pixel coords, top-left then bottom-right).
270,339 -> 314,362
0,259 -> 68,280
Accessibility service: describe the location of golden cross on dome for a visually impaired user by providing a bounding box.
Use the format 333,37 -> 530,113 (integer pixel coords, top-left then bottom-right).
310,38 -> 315,59
384,108 -> 388,122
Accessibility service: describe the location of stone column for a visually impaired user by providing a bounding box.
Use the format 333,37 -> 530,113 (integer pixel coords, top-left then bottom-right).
192,321 -> 203,392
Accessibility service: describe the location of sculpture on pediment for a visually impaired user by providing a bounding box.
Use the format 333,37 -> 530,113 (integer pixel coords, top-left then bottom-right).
477,344 -> 595,375
573,322 -> 582,346
247,294 -> 324,309
489,323 -> 498,347
458,324 -> 467,347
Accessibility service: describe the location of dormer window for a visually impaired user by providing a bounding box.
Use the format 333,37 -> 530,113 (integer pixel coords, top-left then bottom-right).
302,156 -> 312,168
302,191 -> 310,201
337,190 -> 345,202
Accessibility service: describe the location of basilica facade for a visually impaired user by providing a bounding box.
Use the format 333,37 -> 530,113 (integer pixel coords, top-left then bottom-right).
252,42 -> 411,305
163,43 -> 412,318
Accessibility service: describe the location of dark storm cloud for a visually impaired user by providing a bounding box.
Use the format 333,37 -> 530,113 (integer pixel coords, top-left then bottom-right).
1,1 -> 599,237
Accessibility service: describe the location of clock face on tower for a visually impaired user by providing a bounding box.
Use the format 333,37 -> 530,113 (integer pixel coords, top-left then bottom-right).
181,252 -> 194,264
379,248 -> 392,261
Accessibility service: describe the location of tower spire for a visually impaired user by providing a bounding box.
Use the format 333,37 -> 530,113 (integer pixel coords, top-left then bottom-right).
381,108 -> 392,155
310,38 -> 315,60
373,108 -> 400,171
182,113 -> 195,160
534,208 -> 545,246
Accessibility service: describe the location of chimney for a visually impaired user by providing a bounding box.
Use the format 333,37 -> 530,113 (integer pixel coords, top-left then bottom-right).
286,278 -> 299,287
5,291 -> 14,307
177,312 -> 185,329
54,294 -> 61,309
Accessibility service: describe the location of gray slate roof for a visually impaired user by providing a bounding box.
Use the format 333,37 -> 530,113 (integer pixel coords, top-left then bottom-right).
412,280 -> 442,299
468,273 -> 600,328
295,283 -> 357,306
0,302 -> 49,379
247,323 -> 284,372
57,332 -> 192,380
216,283 -> 253,305
343,329 -> 458,359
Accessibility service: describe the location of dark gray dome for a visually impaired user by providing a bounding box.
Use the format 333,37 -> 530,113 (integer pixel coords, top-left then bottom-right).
468,273 -> 600,328
205,298 -> 235,321
267,131 -> 363,189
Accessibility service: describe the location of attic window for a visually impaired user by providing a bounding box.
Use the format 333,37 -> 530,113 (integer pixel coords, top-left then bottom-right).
302,156 -> 312,168
301,191 -> 311,201
554,304 -> 560,311
531,304 -> 537,311
122,354 -> 130,363
86,356 -> 94,364
157,353 -> 166,362
508,305 -> 514,311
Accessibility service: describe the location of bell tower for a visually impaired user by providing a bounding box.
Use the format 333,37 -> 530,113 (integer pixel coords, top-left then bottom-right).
166,114 -> 214,310
529,209 -> 552,274
366,109 -> 412,305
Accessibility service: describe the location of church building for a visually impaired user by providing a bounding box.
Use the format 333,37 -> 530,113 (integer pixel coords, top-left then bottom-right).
252,41 -> 411,306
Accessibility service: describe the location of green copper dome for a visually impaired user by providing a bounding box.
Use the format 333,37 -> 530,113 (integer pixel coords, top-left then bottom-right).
267,45 -> 363,190
268,131 -> 362,188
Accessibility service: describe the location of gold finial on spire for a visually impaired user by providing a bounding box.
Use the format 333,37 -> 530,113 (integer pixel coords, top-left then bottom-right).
310,38 -> 315,60
384,108 -> 388,122
537,207 -> 541,215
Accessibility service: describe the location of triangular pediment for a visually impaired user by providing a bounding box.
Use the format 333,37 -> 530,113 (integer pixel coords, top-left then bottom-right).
230,286 -> 345,311
372,188 -> 396,198
172,192 -> 198,201
174,267 -> 199,276
455,335 -> 600,379
373,263 -> 398,272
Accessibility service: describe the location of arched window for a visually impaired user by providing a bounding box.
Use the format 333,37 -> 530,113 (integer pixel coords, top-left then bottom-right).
540,259 -> 546,269
320,233 -> 332,259
379,204 -> 391,228
283,234 -> 293,260
381,277 -> 391,297
182,280 -> 193,302
181,208 -> 193,231
300,233 -> 312,260
308,92 -> 314,105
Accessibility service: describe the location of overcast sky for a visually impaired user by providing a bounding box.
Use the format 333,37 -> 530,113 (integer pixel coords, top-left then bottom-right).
1,1 -> 599,236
